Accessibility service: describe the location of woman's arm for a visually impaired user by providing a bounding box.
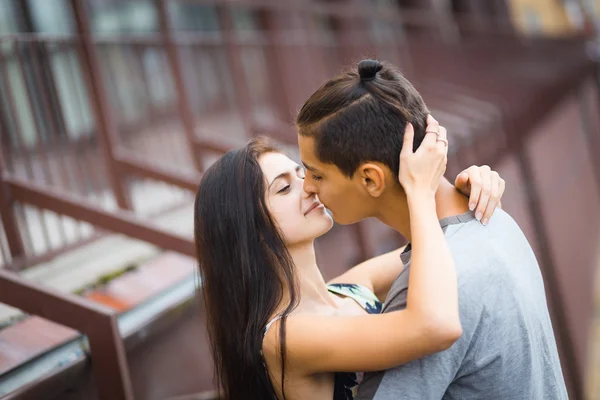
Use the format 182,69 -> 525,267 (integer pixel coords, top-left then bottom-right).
327,247 -> 406,301
265,117 -> 461,374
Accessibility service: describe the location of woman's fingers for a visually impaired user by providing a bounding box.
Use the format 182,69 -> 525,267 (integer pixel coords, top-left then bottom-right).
399,122 -> 415,182
436,126 -> 448,176
480,172 -> 506,225
460,166 -> 481,212
456,166 -> 507,225
473,165 -> 491,222
436,126 -> 448,155
401,122 -> 415,155
420,115 -> 440,150
454,171 -> 470,197
435,125 -> 448,152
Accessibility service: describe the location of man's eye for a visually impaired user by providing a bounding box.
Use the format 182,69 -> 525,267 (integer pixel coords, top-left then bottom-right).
277,185 -> 290,194
312,175 -> 322,181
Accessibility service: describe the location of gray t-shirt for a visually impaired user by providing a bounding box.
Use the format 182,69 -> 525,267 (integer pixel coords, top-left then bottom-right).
357,210 -> 567,400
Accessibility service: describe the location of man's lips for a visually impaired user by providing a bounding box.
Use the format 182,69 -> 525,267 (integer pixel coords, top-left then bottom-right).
304,202 -> 324,216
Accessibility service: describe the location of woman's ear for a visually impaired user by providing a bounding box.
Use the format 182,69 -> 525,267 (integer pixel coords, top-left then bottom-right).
357,163 -> 386,197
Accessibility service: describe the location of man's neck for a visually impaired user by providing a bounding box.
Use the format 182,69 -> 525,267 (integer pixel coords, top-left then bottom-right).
376,178 -> 470,241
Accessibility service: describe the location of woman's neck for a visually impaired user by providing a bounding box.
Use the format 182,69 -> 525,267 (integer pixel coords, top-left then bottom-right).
288,241 -> 337,310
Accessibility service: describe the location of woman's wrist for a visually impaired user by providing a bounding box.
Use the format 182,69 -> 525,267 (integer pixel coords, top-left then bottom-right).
406,192 -> 437,216
405,189 -> 436,206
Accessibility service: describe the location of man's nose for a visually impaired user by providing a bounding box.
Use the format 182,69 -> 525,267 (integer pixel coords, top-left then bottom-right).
303,176 -> 317,196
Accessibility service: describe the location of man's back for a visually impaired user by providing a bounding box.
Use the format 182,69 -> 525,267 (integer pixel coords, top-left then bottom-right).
357,210 -> 567,400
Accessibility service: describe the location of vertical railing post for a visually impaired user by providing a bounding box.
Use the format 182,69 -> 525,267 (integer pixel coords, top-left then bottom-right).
257,8 -> 296,123
86,315 -> 135,400
429,0 -> 461,43
216,3 -> 255,134
70,0 -> 131,210
0,270 -> 134,400
0,143 -> 25,262
156,0 -> 204,172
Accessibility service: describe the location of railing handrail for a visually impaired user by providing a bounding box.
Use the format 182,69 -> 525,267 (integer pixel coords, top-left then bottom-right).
0,269 -> 134,400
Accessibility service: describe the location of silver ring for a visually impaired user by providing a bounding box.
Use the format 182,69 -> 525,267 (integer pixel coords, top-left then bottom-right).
436,138 -> 448,146
426,130 -> 440,136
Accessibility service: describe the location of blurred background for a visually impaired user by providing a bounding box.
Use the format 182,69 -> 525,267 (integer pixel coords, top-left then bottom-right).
0,0 -> 598,399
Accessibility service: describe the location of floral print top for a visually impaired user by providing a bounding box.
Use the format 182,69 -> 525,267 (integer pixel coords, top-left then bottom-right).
263,283 -> 383,400
326,283 -> 383,399
327,283 -> 383,315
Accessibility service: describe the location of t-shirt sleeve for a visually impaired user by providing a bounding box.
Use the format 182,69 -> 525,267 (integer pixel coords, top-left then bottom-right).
375,340 -> 467,399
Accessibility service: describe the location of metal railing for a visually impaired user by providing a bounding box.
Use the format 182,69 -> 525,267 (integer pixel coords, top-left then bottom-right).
0,0 -> 596,398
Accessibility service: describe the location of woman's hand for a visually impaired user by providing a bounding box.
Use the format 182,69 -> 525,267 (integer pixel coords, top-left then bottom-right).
454,165 -> 506,225
398,115 -> 448,198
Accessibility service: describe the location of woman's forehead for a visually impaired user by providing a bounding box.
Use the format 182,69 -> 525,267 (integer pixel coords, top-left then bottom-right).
258,152 -> 298,180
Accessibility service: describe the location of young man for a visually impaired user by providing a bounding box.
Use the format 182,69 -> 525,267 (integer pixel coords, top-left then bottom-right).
296,59 -> 567,399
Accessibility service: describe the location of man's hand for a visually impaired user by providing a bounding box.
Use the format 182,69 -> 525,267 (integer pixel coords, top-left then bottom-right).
455,165 -> 505,225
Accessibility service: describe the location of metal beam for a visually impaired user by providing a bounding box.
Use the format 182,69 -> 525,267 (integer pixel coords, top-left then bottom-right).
193,136 -> 235,155
156,0 -> 205,172
215,3 -> 254,132
0,143 -> 25,260
115,151 -> 201,192
70,0 -> 131,210
6,178 -> 195,257
0,269 -> 134,400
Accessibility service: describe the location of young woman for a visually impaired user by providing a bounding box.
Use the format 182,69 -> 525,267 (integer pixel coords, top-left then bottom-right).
194,119 -> 504,399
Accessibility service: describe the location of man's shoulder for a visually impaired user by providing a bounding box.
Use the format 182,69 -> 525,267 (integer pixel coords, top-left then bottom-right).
384,210 -> 534,308
446,210 -> 530,267
445,209 -> 524,247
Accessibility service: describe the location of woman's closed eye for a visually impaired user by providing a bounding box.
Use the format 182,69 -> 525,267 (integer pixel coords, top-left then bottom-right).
277,185 -> 291,194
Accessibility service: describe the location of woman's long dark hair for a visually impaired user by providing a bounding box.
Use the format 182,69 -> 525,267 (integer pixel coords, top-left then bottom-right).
194,137 -> 299,400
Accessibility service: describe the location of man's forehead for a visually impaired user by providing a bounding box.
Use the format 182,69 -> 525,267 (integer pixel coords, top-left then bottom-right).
297,135 -> 313,154
297,135 -> 323,169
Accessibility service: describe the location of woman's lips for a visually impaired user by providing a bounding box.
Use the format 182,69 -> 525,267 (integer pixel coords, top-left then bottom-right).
305,203 -> 324,215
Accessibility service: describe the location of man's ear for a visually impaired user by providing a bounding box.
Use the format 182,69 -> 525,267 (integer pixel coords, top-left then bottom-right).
357,163 -> 386,197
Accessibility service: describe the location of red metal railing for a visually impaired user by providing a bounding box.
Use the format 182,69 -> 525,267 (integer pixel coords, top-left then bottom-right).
0,269 -> 134,399
0,0 -> 597,398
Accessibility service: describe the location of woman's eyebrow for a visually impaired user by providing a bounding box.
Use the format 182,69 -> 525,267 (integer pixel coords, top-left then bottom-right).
269,166 -> 302,188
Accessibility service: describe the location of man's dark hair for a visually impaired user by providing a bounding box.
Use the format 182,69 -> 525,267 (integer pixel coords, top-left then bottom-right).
296,59 -> 429,178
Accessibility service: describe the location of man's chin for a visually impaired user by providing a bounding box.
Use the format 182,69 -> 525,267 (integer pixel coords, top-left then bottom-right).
329,210 -> 359,226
